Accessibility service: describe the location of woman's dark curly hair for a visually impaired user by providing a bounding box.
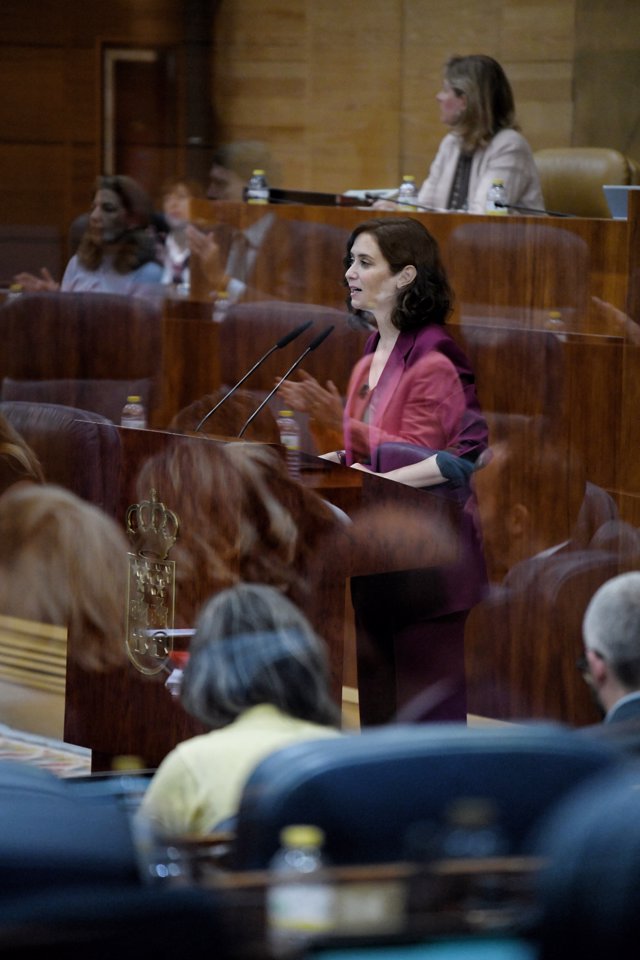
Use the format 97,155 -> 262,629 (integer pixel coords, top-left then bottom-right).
78,174 -> 158,274
344,217 -> 453,332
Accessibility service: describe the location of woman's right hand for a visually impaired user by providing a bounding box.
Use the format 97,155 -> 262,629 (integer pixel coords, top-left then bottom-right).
277,370 -> 344,430
13,268 -> 59,292
186,224 -> 227,292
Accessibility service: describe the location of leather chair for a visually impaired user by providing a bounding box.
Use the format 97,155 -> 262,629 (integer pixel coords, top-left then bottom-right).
0,290 -> 162,425
232,723 -> 618,869
0,760 -> 226,957
534,147 -> 640,218
0,400 -> 121,515
531,763 -> 640,960
219,300 -> 367,396
216,299 -> 369,453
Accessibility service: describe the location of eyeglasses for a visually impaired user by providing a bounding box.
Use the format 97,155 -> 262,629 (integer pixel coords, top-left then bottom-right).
576,654 -> 589,676
576,649 -> 605,677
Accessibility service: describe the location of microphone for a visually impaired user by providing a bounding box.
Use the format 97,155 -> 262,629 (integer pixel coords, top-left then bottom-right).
494,200 -> 573,218
237,325 -> 335,439
194,319 -> 314,432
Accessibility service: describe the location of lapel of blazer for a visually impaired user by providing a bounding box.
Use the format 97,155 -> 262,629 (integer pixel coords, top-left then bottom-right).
368,329 -> 416,428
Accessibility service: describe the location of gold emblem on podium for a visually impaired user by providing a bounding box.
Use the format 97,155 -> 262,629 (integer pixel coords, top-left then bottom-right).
125,489 -> 179,675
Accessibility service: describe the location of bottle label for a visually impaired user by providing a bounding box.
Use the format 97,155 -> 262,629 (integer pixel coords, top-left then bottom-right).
267,882 -> 335,933
121,417 -> 147,429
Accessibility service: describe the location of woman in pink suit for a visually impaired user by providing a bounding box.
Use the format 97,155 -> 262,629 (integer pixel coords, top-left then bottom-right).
329,217 -> 488,724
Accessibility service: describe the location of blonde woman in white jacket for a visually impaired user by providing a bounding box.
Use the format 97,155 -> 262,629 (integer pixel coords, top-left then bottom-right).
378,55 -> 544,216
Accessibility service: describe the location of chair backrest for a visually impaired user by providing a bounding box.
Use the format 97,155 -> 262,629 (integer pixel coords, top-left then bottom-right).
218,300 -> 368,395
215,300 -> 369,452
232,723 -> 618,869
0,290 -> 162,423
531,763 -> 640,959
0,759 -> 138,897
446,220 -> 590,323
0,760 -> 227,954
0,400 -> 122,515
534,147 -> 640,218
451,325 -> 565,420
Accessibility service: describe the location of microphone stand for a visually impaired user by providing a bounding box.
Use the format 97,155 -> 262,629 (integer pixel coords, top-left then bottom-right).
194,319 -> 314,432
237,326 -> 335,439
494,201 -> 573,218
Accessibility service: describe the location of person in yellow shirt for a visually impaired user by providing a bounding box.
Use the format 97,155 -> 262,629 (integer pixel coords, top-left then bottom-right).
140,583 -> 342,837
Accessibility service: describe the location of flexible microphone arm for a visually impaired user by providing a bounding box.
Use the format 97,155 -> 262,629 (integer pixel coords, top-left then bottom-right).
494,200 -> 573,218
237,325 -> 335,440
194,319 -> 314,432
364,193 -> 437,213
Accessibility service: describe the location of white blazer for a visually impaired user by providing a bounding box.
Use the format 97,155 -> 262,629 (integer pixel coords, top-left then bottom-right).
418,128 -> 544,214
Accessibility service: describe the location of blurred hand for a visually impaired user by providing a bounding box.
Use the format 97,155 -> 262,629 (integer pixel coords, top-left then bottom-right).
591,295 -> 640,346
186,224 -> 227,291
13,268 -> 59,292
277,370 -> 344,429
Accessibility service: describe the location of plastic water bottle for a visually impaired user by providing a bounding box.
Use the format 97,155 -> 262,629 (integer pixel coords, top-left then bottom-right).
439,798 -> 508,860
397,174 -> 419,211
438,797 -> 510,925
485,179 -> 508,215
277,410 -> 301,479
246,168 -> 270,204
266,824 -> 335,958
120,395 -> 147,429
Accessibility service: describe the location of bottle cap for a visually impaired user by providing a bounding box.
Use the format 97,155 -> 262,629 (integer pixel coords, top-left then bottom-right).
112,754 -> 145,771
402,175 -> 415,182
252,169 -> 265,175
278,409 -> 294,417
126,395 -> 142,403
280,824 -> 325,848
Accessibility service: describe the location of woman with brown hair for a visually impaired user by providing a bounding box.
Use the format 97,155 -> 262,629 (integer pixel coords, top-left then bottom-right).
15,175 -> 163,298
376,54 -> 543,214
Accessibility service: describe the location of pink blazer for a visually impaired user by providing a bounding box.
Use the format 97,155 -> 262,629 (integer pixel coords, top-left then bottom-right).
343,324 -> 487,468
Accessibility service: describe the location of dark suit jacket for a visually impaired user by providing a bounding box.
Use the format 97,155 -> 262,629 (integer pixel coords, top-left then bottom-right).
579,696 -> 640,757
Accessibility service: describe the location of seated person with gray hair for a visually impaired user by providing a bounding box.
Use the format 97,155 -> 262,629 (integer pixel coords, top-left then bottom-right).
578,571 -> 640,753
140,583 -> 342,837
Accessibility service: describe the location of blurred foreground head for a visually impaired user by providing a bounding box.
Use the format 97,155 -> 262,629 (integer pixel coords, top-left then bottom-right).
134,438 -> 341,624
0,412 -> 45,495
0,484 -> 129,670
207,140 -> 276,201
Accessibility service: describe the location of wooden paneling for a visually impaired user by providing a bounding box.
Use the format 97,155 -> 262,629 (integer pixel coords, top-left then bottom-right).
211,0 -> 580,194
1,0 -> 638,258
574,0 -> 640,157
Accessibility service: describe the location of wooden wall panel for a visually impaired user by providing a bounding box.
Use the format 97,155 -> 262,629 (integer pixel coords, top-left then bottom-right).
212,0 -> 579,194
574,0 -> 640,158
0,0 -> 188,267
0,147 -> 67,225
0,1 -> 638,263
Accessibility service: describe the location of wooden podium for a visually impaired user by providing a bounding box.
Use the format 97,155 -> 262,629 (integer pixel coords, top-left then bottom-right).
62,423 -> 472,771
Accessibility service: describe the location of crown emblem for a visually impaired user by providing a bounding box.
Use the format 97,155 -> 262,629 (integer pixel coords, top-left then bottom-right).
126,488 -> 179,561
